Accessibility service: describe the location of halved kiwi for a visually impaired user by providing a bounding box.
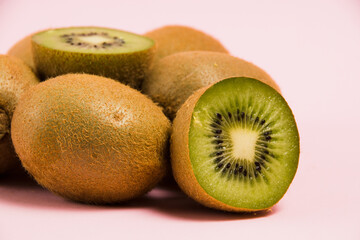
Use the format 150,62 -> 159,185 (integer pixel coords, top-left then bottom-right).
171,77 -> 299,212
32,26 -> 155,89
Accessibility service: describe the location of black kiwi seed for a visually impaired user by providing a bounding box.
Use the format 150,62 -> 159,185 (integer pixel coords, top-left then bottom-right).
60,32 -> 127,49
213,129 -> 222,134
263,131 -> 272,136
211,139 -> 223,144
209,106 -> 275,182
255,162 -> 261,171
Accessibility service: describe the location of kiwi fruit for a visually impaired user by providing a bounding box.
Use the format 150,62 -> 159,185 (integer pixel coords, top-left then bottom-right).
7,35 -> 36,73
145,25 -> 228,63
142,51 -> 280,120
32,26 -> 155,89
11,74 -> 171,203
0,55 -> 39,174
171,77 -> 299,212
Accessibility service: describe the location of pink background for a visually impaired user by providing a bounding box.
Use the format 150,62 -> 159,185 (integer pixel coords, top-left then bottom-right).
1,0 -> 360,239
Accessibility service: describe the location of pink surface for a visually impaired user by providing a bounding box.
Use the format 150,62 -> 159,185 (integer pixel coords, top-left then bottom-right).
1,0 -> 360,239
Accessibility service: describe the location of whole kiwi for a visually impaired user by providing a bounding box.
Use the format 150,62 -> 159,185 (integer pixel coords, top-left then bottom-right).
0,55 -> 39,174
145,25 -> 228,63
7,35 -> 36,73
142,51 -> 280,120
11,74 -> 171,203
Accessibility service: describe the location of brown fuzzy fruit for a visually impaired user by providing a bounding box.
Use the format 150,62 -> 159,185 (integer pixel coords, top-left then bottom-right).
145,25 -> 228,63
11,74 -> 171,203
0,55 -> 39,174
7,35 -> 36,73
142,51 -> 280,120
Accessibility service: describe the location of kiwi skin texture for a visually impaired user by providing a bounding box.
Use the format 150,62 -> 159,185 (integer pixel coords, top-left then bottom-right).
145,25 -> 228,63
0,55 -> 39,174
11,74 -> 171,204
7,35 -> 36,74
171,79 -> 295,212
32,27 -> 156,89
142,51 -> 280,120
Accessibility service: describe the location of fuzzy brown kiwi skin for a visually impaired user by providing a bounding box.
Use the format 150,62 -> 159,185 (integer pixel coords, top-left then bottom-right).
171,85 -> 277,213
11,74 -> 171,204
7,35 -> 37,74
0,110 -> 17,174
145,25 -> 228,63
32,27 -> 156,89
143,51 -> 281,120
0,55 -> 40,174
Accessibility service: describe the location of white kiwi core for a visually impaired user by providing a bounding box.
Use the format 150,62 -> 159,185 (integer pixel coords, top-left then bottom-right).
230,128 -> 258,161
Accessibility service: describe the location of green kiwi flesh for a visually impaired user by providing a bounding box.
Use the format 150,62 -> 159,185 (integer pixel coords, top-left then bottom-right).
187,77 -> 299,210
32,27 -> 155,89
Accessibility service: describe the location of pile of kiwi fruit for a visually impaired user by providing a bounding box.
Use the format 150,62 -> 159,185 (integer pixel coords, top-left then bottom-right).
1,25 -> 299,212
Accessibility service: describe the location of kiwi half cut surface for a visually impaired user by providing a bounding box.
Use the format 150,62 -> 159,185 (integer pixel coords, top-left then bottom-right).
32,27 -> 155,89
171,77 -> 299,212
